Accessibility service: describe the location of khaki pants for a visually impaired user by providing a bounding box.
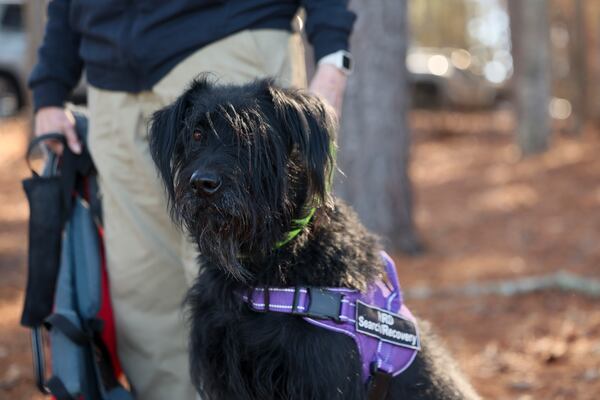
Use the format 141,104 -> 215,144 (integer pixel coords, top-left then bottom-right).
87,29 -> 306,400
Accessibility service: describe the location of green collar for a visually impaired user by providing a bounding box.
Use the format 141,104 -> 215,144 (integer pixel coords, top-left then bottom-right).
275,207 -> 316,248
273,138 -> 335,249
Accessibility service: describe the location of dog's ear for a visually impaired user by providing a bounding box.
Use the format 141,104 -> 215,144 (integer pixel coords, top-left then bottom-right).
149,78 -> 210,203
267,84 -> 337,207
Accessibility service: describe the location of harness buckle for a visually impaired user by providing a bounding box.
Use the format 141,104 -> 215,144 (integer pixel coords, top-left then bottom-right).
302,287 -> 343,322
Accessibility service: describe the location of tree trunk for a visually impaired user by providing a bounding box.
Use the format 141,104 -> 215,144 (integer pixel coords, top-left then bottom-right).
584,0 -> 600,123
569,0 -> 586,135
336,0 -> 421,254
508,0 -> 552,154
555,0 -> 586,135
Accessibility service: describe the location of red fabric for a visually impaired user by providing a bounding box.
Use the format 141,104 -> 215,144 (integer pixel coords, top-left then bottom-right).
81,175 -> 122,376
96,225 -> 123,376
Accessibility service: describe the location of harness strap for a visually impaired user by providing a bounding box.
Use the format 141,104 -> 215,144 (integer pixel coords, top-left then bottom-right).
244,286 -> 357,322
46,376 -> 77,400
367,368 -> 393,400
44,313 -> 104,346
44,313 -> 90,346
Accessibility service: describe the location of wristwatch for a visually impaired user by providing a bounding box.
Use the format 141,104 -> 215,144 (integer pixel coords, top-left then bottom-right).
318,50 -> 353,76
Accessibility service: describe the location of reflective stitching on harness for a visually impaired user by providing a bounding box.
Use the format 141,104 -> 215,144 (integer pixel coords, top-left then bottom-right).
243,298 -> 307,312
382,292 -> 399,365
252,288 -> 308,294
250,303 -> 307,311
339,315 -> 356,323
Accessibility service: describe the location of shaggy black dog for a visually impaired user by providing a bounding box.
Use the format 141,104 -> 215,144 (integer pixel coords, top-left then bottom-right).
149,78 -> 480,400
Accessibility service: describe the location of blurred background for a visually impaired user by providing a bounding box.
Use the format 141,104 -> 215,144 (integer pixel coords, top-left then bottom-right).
1,0 -> 599,399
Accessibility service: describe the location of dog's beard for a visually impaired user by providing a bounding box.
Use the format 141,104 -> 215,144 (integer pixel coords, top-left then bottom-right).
175,184 -> 282,283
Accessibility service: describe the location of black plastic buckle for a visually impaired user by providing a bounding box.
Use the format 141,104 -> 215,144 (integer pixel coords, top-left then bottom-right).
302,287 -> 343,322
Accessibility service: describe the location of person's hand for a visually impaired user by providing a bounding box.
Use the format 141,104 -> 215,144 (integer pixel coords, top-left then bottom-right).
34,107 -> 81,155
308,63 -> 347,118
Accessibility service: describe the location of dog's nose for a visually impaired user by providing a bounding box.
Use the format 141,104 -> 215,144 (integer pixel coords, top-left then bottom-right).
190,170 -> 222,195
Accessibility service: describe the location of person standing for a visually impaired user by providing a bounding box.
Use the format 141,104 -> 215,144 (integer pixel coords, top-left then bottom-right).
29,1 -> 355,398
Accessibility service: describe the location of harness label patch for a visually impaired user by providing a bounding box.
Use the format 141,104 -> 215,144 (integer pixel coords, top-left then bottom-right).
355,301 -> 420,350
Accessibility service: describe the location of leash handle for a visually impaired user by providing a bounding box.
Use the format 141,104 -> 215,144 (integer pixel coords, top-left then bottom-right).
25,132 -> 65,177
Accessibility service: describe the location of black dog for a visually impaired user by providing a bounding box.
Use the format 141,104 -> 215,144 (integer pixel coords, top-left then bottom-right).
149,78 -> 480,400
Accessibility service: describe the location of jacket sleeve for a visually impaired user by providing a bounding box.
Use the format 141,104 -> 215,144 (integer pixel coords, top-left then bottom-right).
301,0 -> 356,62
28,0 -> 83,112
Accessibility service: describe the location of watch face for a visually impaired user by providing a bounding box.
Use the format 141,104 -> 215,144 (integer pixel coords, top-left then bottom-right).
342,55 -> 352,70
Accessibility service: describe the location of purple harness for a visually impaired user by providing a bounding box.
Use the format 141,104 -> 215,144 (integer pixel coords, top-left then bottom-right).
242,252 -> 420,384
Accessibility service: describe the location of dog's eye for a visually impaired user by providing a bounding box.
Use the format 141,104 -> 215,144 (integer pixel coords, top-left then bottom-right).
193,131 -> 202,142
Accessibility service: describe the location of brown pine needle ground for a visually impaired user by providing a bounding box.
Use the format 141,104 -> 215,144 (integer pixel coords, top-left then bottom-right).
1,111 -> 599,399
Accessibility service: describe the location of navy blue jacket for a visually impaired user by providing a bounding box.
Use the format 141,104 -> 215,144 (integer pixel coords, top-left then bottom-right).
29,0 -> 356,111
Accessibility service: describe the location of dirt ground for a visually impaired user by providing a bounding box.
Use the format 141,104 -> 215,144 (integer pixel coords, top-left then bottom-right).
1,111 -> 599,400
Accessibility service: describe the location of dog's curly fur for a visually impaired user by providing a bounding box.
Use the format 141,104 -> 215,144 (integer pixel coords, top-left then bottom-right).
149,77 -> 480,399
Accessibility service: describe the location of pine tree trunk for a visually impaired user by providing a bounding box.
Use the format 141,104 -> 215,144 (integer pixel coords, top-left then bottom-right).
336,0 -> 421,254
570,0 -> 586,134
584,0 -> 600,123
509,0 -> 552,154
